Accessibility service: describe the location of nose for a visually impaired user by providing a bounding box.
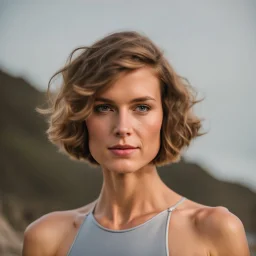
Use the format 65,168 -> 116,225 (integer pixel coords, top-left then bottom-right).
113,109 -> 132,137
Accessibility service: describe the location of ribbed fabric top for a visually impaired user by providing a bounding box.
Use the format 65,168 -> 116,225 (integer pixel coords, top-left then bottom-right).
67,197 -> 186,256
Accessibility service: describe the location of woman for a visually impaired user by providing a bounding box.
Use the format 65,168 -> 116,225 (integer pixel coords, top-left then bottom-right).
22,31 -> 250,256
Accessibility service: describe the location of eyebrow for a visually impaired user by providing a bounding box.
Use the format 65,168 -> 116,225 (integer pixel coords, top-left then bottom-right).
95,96 -> 156,103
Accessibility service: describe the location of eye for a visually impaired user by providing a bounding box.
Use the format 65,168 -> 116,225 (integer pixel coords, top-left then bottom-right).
94,104 -> 113,113
135,105 -> 151,112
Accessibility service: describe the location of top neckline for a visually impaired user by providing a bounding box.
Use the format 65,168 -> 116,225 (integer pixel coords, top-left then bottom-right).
88,197 -> 186,233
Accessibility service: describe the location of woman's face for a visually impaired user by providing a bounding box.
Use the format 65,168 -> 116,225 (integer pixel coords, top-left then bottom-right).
86,67 -> 163,174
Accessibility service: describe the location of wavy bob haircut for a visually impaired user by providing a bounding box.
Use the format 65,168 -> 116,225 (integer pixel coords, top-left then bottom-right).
38,31 -> 204,167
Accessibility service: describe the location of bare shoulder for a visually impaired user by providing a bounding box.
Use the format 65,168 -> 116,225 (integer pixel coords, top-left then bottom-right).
22,210 -> 74,256
194,204 -> 250,256
22,201 -> 96,256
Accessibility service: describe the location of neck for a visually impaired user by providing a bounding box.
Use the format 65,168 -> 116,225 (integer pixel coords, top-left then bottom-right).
94,164 -> 180,226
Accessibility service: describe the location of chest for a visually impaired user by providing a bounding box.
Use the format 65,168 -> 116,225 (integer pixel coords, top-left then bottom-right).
57,211 -> 209,256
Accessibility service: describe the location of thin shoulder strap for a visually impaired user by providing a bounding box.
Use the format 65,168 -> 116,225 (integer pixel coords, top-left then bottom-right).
165,197 -> 186,256
67,203 -> 97,256
168,196 -> 186,212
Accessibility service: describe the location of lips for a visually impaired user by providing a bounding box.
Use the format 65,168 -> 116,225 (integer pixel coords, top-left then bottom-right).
108,144 -> 138,149
108,144 -> 138,156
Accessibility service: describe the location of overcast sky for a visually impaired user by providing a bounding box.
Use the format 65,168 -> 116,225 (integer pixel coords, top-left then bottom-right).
0,0 -> 255,191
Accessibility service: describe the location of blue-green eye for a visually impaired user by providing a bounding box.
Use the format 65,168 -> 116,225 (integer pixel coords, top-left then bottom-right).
94,104 -> 112,112
136,105 -> 150,112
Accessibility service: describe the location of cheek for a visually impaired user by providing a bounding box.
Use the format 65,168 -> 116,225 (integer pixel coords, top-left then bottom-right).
86,117 -> 106,143
144,113 -> 162,136
139,114 -> 162,152
85,117 -> 108,163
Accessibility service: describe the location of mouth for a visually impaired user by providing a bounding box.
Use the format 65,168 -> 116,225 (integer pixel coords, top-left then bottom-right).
108,145 -> 138,150
108,147 -> 138,156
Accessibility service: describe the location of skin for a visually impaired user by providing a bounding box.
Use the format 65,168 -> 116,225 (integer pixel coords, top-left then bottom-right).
22,67 -> 250,256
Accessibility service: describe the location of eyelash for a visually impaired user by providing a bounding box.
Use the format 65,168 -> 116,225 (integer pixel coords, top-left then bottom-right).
94,104 -> 151,113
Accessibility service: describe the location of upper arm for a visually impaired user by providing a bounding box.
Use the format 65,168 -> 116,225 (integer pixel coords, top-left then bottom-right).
22,225 -> 48,256
203,207 -> 250,256
22,212 -> 65,256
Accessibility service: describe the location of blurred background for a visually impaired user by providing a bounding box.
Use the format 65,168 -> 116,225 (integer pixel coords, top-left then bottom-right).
0,0 -> 255,255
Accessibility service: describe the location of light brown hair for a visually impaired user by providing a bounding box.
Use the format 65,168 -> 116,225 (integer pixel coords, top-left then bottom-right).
38,31 -> 204,166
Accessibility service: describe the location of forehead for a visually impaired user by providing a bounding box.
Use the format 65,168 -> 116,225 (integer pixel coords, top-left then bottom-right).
96,67 -> 161,101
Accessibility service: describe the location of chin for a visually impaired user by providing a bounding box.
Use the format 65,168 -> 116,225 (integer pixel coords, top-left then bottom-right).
103,159 -> 146,174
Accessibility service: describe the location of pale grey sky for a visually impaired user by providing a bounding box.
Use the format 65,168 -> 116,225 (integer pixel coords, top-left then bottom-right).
0,0 -> 255,191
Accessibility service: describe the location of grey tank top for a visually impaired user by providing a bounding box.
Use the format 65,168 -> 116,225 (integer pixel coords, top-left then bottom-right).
67,197 -> 186,256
